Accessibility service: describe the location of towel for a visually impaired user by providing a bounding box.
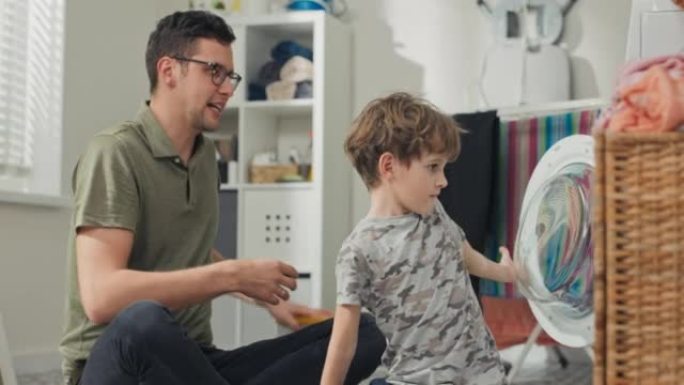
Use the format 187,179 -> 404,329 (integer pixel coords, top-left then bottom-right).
248,83 -> 267,101
271,40 -> 313,65
440,111 -> 499,254
608,65 -> 684,132
280,55 -> 314,83
597,54 -> 684,133
439,110 -> 499,299
295,80 -> 313,99
257,60 -> 282,86
266,80 -> 297,100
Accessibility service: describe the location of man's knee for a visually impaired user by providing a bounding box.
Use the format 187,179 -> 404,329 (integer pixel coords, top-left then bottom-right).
84,301 -> 176,383
343,314 -> 385,383
108,300 -> 173,342
357,313 -> 387,361
359,313 -> 385,343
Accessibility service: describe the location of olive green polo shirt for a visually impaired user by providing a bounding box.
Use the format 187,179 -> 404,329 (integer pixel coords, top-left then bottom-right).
59,103 -> 219,384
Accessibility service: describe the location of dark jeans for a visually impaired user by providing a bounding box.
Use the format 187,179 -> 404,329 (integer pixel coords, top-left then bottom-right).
368,380 -> 389,385
79,301 -> 386,385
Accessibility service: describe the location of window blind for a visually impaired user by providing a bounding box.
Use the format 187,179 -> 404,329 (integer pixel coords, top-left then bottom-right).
0,0 -> 65,196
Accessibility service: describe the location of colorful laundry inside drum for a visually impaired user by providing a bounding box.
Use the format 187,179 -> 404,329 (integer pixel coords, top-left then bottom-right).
514,135 -> 595,348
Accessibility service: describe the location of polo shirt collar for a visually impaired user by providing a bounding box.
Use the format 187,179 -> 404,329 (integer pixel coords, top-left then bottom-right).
136,101 -> 206,159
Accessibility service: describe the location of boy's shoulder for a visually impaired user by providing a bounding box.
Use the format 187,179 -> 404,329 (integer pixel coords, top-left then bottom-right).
339,220 -> 379,255
337,216 -> 402,265
344,215 -> 411,246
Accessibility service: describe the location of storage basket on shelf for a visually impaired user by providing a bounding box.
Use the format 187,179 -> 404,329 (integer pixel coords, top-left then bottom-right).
593,132 -> 684,385
249,164 -> 299,184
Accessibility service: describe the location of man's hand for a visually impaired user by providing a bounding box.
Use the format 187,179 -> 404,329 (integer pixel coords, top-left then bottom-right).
224,259 -> 298,305
265,301 -> 333,331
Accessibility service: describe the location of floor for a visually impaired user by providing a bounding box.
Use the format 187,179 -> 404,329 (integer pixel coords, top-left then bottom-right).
499,344 -> 592,385
16,370 -> 62,385
15,344 -> 592,385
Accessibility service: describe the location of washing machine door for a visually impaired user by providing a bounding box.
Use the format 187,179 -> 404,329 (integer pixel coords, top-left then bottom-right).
514,134 -> 594,348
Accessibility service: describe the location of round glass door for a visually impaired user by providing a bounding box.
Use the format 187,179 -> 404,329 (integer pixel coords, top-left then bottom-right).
514,135 -> 595,347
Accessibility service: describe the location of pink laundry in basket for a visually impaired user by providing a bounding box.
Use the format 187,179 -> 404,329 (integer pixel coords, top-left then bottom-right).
597,54 -> 684,133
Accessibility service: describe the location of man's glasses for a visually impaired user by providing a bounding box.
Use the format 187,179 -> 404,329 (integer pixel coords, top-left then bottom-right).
173,56 -> 242,90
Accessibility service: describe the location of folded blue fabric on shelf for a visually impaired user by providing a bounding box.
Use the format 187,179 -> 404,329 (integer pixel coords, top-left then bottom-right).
257,60 -> 282,86
295,80 -> 313,99
271,40 -> 313,65
248,83 -> 267,101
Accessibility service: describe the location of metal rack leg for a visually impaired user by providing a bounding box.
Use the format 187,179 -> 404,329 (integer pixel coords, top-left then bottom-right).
506,322 -> 543,384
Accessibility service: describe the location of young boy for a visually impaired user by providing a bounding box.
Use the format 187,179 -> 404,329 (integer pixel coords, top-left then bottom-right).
321,93 -> 517,385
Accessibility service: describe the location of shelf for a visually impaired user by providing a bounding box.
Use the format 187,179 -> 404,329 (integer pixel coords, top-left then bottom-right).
246,18 -> 314,37
242,182 -> 313,191
219,182 -> 315,191
208,11 -> 351,336
220,10 -> 323,29
243,99 -> 313,116
219,184 -> 240,191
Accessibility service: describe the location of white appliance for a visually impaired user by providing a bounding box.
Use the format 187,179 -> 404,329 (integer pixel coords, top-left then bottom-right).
508,135 -> 595,382
515,135 -> 595,350
626,0 -> 684,61
479,0 -> 576,107
505,2 -> 684,381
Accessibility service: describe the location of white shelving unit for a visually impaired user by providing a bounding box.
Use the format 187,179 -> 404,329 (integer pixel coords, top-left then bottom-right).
209,11 -> 352,348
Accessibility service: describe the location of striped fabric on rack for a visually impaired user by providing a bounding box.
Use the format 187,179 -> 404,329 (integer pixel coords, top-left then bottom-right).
480,109 -> 600,298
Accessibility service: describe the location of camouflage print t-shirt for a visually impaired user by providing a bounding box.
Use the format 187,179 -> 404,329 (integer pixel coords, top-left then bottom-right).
336,201 -> 505,385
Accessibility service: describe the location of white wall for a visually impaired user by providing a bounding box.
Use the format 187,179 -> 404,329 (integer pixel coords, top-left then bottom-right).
0,0 -> 631,372
346,0 -> 631,221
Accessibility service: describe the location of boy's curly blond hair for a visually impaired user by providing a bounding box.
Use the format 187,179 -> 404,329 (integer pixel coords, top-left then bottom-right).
344,92 -> 463,188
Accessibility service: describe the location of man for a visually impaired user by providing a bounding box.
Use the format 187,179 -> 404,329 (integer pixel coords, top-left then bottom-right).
59,10 -> 385,385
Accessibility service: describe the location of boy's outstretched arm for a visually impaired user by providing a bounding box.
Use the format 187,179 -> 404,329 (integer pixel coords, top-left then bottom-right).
463,241 -> 517,283
321,304 -> 361,385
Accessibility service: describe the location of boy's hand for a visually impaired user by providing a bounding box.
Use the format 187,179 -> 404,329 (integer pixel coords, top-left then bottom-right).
498,247 -> 518,283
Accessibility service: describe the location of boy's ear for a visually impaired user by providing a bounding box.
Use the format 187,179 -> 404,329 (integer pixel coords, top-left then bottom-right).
377,152 -> 395,180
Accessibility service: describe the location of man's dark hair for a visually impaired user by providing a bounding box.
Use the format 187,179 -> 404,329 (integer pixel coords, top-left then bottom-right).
145,10 -> 236,92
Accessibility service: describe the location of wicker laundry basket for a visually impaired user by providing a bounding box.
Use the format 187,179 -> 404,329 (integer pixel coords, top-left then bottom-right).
593,132 -> 684,385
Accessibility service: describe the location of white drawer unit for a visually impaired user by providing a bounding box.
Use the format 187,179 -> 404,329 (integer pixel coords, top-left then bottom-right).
242,189 -> 320,272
